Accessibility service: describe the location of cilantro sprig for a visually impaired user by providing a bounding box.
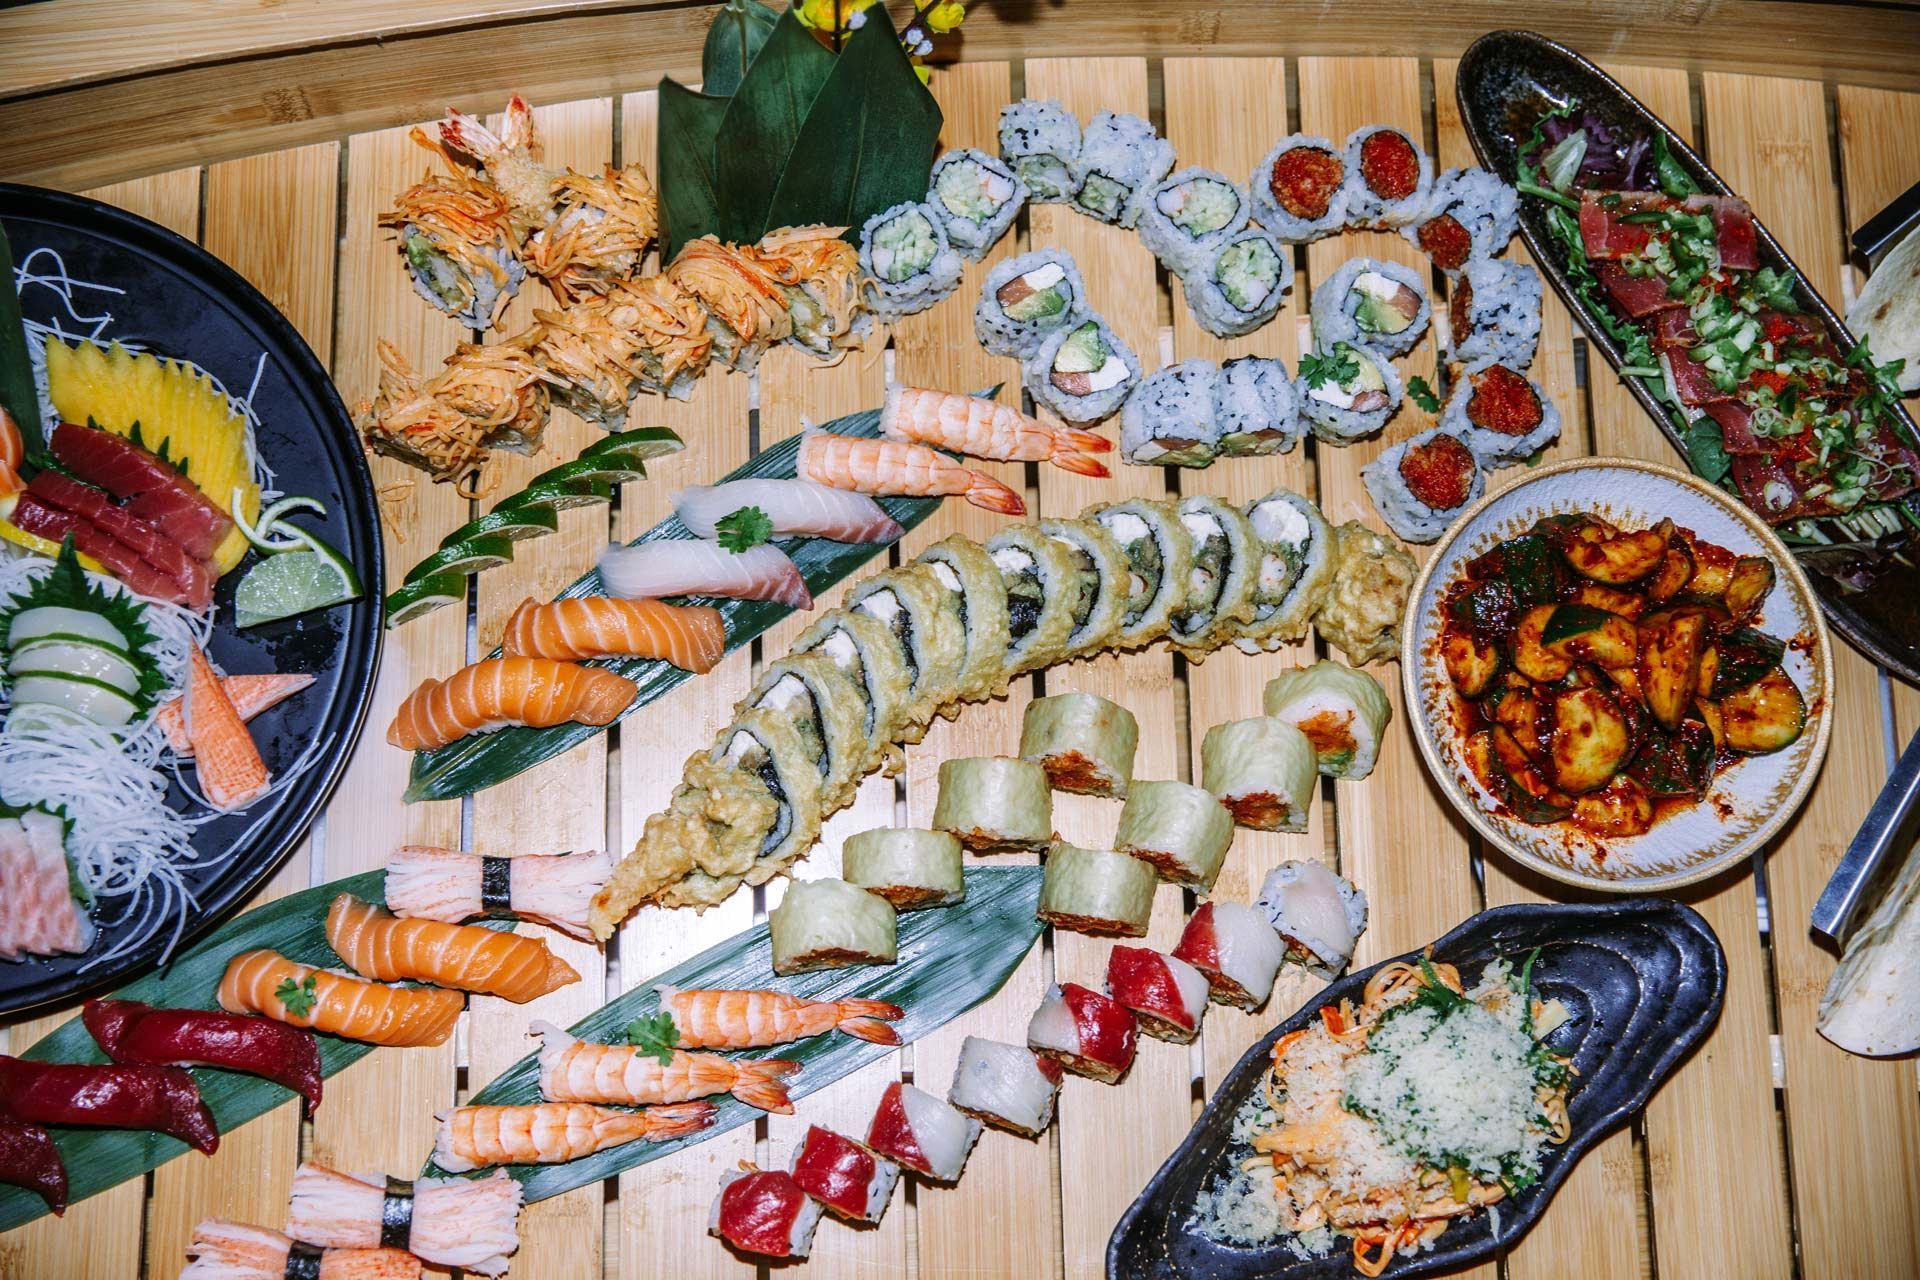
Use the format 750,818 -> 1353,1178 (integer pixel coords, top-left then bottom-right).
626,1010 -> 680,1065
275,973 -> 320,1019
1406,375 -> 1442,414
714,505 -> 773,553
1299,346 -> 1360,391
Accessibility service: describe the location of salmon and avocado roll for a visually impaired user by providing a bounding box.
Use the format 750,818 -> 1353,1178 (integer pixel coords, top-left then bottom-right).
1310,257 -> 1431,358
1120,359 -> 1221,469
1299,341 -> 1403,444
1026,316 -> 1140,425
1213,355 -> 1301,457
975,250 -> 1089,360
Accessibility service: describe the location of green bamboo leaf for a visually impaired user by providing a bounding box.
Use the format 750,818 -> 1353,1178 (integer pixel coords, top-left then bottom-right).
700,0 -> 781,98
429,865 -> 1044,1201
714,7 -> 839,244
657,77 -> 732,262
0,222 -> 43,440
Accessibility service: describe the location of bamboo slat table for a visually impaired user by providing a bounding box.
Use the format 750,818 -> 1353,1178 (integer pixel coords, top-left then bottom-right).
4,45 -> 1920,1280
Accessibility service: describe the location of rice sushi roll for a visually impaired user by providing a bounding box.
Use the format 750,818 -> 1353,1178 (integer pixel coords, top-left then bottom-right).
1138,167 -> 1252,276
1213,356 -> 1300,456
847,565 -> 967,734
1251,134 -> 1350,242
865,1082 -> 983,1182
1041,517 -> 1129,658
932,756 -> 1053,854
793,608 -> 915,754
710,707 -> 825,881
1090,499 -> 1196,649
1342,124 -> 1432,229
1070,111 -> 1176,228
1026,983 -> 1137,1083
1404,167 -> 1519,276
1036,843 -> 1158,938
1119,359 -> 1219,468
843,828 -> 965,910
987,523 -> 1089,673
1170,495 -> 1261,656
1310,257 -> 1431,358
915,535 -> 1013,704
1113,780 -> 1235,892
998,98 -> 1081,204
1440,362 -> 1560,466
1026,317 -> 1140,425
975,250 -> 1089,360
1172,901 -> 1287,1010
858,202 -> 963,320
1361,426 -> 1485,543
947,1036 -> 1064,1137
928,148 -> 1025,259
768,878 -> 897,975
788,1125 -> 900,1224
1299,340 -> 1403,443
710,1167 -> 823,1258
1185,228 -> 1291,338
1201,715 -> 1318,832
1446,256 -> 1543,372
1105,945 -> 1210,1042
1255,860 -> 1369,979
1261,661 -> 1393,780
1235,487 -> 1337,653
737,652 -> 871,806
1020,692 -> 1138,797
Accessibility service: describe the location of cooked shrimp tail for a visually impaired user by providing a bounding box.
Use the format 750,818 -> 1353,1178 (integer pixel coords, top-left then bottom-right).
964,471 -> 1027,515
1049,447 -> 1110,478
1053,424 -> 1114,454
837,998 -> 905,1045
730,1059 -> 801,1113
643,1100 -> 721,1140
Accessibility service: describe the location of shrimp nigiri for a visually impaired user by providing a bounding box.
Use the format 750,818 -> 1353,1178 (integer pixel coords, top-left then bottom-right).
324,894 -> 579,1004
674,478 -> 903,544
597,541 -> 812,609
796,431 -> 1024,515
386,656 -> 636,752
157,673 -> 315,756
432,1100 -> 715,1172
654,984 -> 903,1050
500,596 -> 725,670
533,1020 -> 799,1113
184,643 -> 271,812
882,386 -> 1112,476
217,950 -> 464,1047
286,1163 -> 522,1276
383,845 -> 611,941
180,1217 -> 422,1280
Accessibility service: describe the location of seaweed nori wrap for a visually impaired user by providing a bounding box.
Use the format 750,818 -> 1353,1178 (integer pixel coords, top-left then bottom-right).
738,651 -> 872,811
915,535 -> 1013,705
1170,495 -> 1261,658
1040,517 -> 1130,659
1114,780 -> 1235,892
843,829 -> 966,911
1019,692 -> 1139,798
1201,715 -> 1318,833
1235,487 -> 1337,652
1037,843 -> 1158,937
986,524 -> 1087,674
1090,499 -> 1196,649
932,757 -> 1054,854
770,877 -> 898,975
847,564 -> 967,736
711,706 -> 827,878
1070,111 -> 1176,228
794,608 -> 915,757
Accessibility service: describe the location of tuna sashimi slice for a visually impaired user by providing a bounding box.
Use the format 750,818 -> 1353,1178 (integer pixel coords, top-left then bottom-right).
1661,349 -> 1735,407
1703,402 -> 1767,455
49,423 -> 233,560
7,496 -> 195,607
1596,263 -> 1684,319
25,472 -> 212,609
1685,194 -> 1758,271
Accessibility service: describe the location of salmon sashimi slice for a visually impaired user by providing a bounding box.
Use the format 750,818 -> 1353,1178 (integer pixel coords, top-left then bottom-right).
796,430 -> 1024,515
184,643 -> 271,811
49,422 -> 234,561
654,985 -> 903,1049
432,1101 -> 716,1172
217,949 -> 464,1046
532,1020 -> 798,1112
386,657 -> 637,751
500,597 -> 725,671
882,385 -> 1111,475
156,672 -> 316,755
324,893 -> 578,1003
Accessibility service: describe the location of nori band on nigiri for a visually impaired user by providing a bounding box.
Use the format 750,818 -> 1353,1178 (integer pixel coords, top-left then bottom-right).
285,1241 -> 325,1280
481,856 -> 513,911
380,1176 -> 415,1249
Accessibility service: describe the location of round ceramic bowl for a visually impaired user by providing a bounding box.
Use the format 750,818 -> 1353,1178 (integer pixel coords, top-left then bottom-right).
1402,457 -> 1833,892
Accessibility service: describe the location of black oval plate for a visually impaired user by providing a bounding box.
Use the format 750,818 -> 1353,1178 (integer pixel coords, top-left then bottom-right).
1108,900 -> 1725,1279
1454,30 -> 1920,687
0,183 -> 382,1015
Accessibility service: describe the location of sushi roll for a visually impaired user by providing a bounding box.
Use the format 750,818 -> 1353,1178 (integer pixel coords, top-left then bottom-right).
1361,426 -> 1486,543
975,250 -> 1090,360
947,1036 -> 1064,1137
858,202 -> 964,320
915,535 -> 1013,705
843,828 -> 965,911
1114,780 -> 1235,892
1026,982 -> 1137,1083
1120,358 -> 1220,469
928,148 -> 1026,260
1251,133 -> 1350,242
1446,256 -> 1543,373
1184,228 -> 1291,338
1036,843 -> 1158,938
1261,660 -> 1393,780
737,652 -> 871,808
710,707 -> 825,880
987,523 -> 1090,673
710,1167 -> 824,1258
788,1125 -> 901,1224
998,98 -> 1081,204
1026,317 -> 1141,426
1235,487 -> 1337,653
865,1082 -> 983,1183
1170,495 -> 1261,656
1256,860 -> 1369,979
1105,945 -> 1210,1043
1440,362 -> 1560,466
1172,901 -> 1287,1010
1201,716 -> 1318,833
932,757 -> 1053,854
1070,111 -> 1176,228
1403,167 -> 1519,276
768,877 -> 897,975
847,565 -> 967,735
1299,340 -> 1403,444
1213,356 -> 1301,457
1341,124 -> 1433,229
1138,167 -> 1253,276
793,609 -> 915,755
1040,517 -> 1130,658
1310,257 -> 1431,359
1019,692 -> 1138,797
1090,499 -> 1196,649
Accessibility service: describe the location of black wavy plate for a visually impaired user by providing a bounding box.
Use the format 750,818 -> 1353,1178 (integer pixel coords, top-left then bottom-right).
0,183 -> 382,1015
1454,30 -> 1920,687
1108,900 -> 1726,1279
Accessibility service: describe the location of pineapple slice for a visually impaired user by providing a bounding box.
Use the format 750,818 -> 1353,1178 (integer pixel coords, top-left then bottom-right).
45,340 -> 261,574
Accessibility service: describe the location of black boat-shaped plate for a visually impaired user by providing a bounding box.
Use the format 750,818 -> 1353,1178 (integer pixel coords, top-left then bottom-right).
1108,900 -> 1725,1279
1454,30 -> 1920,687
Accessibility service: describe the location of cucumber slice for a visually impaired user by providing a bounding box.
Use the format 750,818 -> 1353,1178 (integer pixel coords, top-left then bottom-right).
384,573 -> 467,628
494,477 -> 615,514
529,455 -> 650,489
580,426 -> 684,464
9,640 -> 143,694
12,673 -> 140,727
404,535 -> 516,584
440,505 -> 560,548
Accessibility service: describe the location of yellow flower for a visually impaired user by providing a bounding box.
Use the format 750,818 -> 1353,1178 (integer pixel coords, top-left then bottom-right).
923,1 -> 967,34
794,0 -> 880,33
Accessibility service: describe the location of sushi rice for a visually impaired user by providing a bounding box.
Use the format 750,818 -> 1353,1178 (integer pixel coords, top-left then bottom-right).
1183,228 -> 1292,338
1341,124 -> 1433,229
1404,166 -> 1519,275
1310,257 -> 1432,359
1213,355 -> 1300,456
1070,111 -> 1177,228
1249,133 -> 1350,242
1025,315 -> 1141,425
1298,340 -> 1403,443
975,250 -> 1090,360
997,98 -> 1082,203
1137,167 -> 1253,276
1446,255 -> 1543,372
1235,487 -> 1336,652
1361,425 -> 1487,543
1120,359 -> 1220,468
858,201 -> 963,320
1261,660 -> 1393,781
927,147 -> 1026,260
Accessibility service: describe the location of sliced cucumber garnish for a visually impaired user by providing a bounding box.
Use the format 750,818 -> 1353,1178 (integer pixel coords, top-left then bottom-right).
384,573 -> 467,627
233,492 -> 329,553
405,535 -> 516,583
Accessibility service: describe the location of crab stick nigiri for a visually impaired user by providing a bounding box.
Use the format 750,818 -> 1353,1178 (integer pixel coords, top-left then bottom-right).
1105,945 -> 1211,1043
324,894 -> 579,1004
864,1081 -> 982,1182
217,950 -> 464,1047
796,430 -> 1025,515
710,1167 -> 824,1259
881,385 -> 1112,475
1026,982 -> 1137,1083
179,1218 -> 421,1280
596,540 -> 812,609
285,1163 -> 522,1276
654,984 -> 902,1049
382,845 -> 611,941
432,1100 -> 715,1172
533,1020 -> 798,1113
1172,901 -> 1286,1010
674,478 -> 904,544
386,656 -> 636,752
500,596 -> 725,670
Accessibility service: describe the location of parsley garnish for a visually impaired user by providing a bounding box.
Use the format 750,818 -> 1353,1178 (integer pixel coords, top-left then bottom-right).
1406,375 -> 1441,414
1299,346 -> 1359,391
1685,418 -> 1732,483
626,1011 -> 680,1065
275,973 -> 319,1019
714,505 -> 773,553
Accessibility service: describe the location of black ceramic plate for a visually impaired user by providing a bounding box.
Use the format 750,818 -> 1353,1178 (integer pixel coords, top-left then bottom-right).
0,183 -> 382,1015
1455,30 -> 1920,687
1108,900 -> 1725,1279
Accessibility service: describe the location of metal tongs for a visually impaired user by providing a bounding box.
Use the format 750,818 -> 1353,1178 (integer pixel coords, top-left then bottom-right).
1812,726 -> 1920,947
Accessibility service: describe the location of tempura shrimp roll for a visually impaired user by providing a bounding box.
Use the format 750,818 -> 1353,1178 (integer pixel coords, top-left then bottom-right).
914,535 -> 1013,705
1091,499 -> 1196,649
1037,843 -> 1158,938
1235,488 -> 1336,653
843,828 -> 965,911
1201,716 -> 1318,833
794,609 -> 914,755
769,878 -> 897,975
1114,780 -> 1235,892
932,757 -> 1053,854
737,652 -> 871,809
1040,518 -> 1130,659
1173,901 -> 1287,1010
1020,692 -> 1138,798
1256,860 -> 1368,979
1171,495 -> 1261,657
847,564 -> 967,736
710,707 -> 824,878
987,524 -> 1086,674
948,1036 -> 1063,1137
1262,660 -> 1392,780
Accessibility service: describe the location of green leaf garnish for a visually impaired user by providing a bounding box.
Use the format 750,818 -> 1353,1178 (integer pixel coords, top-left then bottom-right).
275,973 -> 319,1019
0,225 -> 41,441
1299,347 -> 1360,391
1685,417 -> 1732,484
714,505 -> 773,552
625,1011 -> 680,1065
1406,375 -> 1441,414
1651,132 -> 1700,199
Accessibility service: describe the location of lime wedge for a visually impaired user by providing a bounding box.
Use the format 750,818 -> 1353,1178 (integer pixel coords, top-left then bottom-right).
581,426 -> 684,463
495,476 -> 615,514
404,534 -> 515,583
528,455 -> 650,489
234,532 -> 363,628
442,505 -> 559,548
384,572 -> 466,627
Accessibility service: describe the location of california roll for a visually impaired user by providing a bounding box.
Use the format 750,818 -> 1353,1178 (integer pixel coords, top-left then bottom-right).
858,201 -> 963,320
1138,167 -> 1252,276
998,98 -> 1081,204
1070,110 -> 1176,228
928,148 -> 1025,259
1185,228 -> 1291,338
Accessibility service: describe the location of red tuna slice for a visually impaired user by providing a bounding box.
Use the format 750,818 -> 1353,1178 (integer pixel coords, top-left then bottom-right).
1660,349 -> 1735,407
25,472 -> 212,609
1730,452 -> 1817,522
1703,401 -> 1767,455
1596,263 -> 1684,318
1578,191 -> 1663,259
1653,308 -> 1700,348
8,496 -> 193,606
1060,983 -> 1136,1076
1685,194 -> 1758,271
50,423 -> 234,561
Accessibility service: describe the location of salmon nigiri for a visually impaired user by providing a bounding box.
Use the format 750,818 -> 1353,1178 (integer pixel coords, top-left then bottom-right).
432,1100 -> 715,1172
796,431 -> 1025,515
157,673 -> 315,756
881,386 -> 1111,475
217,949 -> 464,1047
324,894 -> 579,1004
500,597 -> 725,671
387,657 -> 636,751
185,643 -> 271,811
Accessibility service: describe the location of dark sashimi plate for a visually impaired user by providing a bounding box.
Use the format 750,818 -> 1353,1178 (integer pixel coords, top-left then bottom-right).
1108,900 -> 1725,1279
0,183 -> 382,1015
1455,30 -> 1920,687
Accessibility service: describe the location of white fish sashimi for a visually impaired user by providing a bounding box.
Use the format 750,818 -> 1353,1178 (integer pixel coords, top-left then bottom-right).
597,542 -> 813,609
4,809 -> 93,959
674,479 -> 903,544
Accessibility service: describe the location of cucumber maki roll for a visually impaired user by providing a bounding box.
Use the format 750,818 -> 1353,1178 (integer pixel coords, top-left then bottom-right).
794,608 -> 916,757
1119,359 -> 1219,469
1201,715 -> 1318,833
859,201 -> 963,320
975,251 -> 1089,360
928,148 -> 1026,260
1251,134 -> 1349,243
1041,517 -> 1130,659
1362,426 -> 1486,543
1213,356 -> 1300,457
1446,256 -> 1543,373
1114,780 -> 1235,892
1020,692 -> 1138,798
738,652 -> 872,811
711,706 -> 827,877
1262,660 -> 1393,781
1090,498 -> 1196,649
1236,487 -> 1337,653
1026,317 -> 1140,425
1137,168 -> 1252,276
847,564 -> 967,736
770,877 -> 897,975
986,524 -> 1087,674
998,98 -> 1081,204
1170,495 -> 1261,656
1185,228 -> 1291,338
1440,362 -> 1560,466
915,535 -> 1013,705
1070,111 -> 1176,228
1298,341 -> 1403,443
1342,124 -> 1433,229
1310,257 -> 1431,359
843,829 -> 966,911
1037,843 -> 1158,938
933,757 -> 1053,854
1403,167 -> 1519,277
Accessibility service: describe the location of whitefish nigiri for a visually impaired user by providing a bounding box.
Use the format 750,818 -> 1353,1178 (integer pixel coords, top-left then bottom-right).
1172,901 -> 1286,1010
674,478 -> 903,544
1255,860 -> 1368,978
597,541 -> 812,609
